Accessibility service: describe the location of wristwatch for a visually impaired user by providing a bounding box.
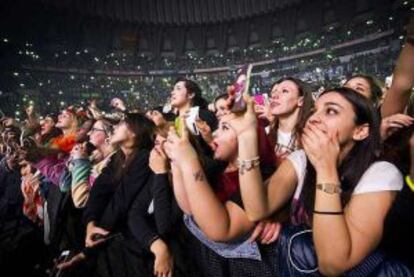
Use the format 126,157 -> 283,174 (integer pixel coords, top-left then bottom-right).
316,183 -> 342,194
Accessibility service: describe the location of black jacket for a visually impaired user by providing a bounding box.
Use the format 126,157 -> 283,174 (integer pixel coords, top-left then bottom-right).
127,173 -> 181,250
84,149 -> 152,232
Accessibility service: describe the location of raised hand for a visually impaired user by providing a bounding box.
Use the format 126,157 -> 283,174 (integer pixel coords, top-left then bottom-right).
149,148 -> 168,174
380,113 -> 414,140
302,121 -> 340,171
221,94 -> 258,137
164,117 -> 198,166
195,119 -> 213,144
85,222 -> 109,248
70,143 -> 89,160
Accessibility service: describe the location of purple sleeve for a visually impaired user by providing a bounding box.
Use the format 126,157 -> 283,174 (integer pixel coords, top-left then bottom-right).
34,156 -> 69,186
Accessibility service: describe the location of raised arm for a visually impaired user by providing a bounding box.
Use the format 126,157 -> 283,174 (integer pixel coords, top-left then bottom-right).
381,15 -> 414,117
302,119 -> 399,275
226,97 -> 297,221
170,163 -> 192,214
165,124 -> 254,242
70,158 -> 92,208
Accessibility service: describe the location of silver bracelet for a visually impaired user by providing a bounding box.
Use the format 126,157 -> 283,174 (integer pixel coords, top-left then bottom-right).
237,156 -> 260,175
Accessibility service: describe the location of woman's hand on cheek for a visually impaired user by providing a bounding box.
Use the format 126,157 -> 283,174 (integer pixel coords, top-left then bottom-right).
302,122 -> 339,171
149,148 -> 168,174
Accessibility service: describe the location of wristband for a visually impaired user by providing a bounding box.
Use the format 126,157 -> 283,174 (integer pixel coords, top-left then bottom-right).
405,175 -> 414,192
313,210 -> 344,215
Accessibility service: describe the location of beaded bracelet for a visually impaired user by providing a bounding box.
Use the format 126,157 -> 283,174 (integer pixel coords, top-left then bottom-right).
237,156 -> 260,175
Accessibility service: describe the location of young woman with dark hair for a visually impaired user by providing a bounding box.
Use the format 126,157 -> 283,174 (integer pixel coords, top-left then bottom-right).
233,88 -> 412,275
213,93 -> 231,121
164,109 -> 277,276
82,113 -> 155,277
126,129 -> 197,277
171,77 -> 209,112
171,77 -> 217,128
343,74 -> 414,141
170,77 -> 218,156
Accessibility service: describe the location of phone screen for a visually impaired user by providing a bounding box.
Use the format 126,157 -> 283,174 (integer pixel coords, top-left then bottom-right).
229,64 -> 253,113
253,94 -> 265,106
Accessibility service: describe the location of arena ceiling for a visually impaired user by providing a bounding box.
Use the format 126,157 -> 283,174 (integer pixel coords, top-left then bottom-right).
36,0 -> 301,25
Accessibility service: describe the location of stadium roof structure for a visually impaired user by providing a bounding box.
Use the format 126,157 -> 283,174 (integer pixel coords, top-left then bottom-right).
32,0 -> 301,25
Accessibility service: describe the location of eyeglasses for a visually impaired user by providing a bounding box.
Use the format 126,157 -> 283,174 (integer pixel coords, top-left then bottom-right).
90,127 -> 106,133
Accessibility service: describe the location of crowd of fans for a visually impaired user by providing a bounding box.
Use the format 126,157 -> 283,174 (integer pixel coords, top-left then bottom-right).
2,5 -> 414,277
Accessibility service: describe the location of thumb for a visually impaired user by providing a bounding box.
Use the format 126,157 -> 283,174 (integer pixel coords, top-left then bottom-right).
96,227 -> 109,235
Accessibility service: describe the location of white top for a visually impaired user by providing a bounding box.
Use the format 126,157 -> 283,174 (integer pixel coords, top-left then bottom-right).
274,130 -> 295,159
277,130 -> 293,147
287,150 -> 403,201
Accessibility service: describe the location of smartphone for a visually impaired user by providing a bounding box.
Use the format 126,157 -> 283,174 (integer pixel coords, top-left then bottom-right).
174,117 -> 183,137
175,107 -> 200,136
229,64 -> 253,113
91,232 -> 123,243
84,141 -> 96,156
185,107 -> 200,136
50,250 -> 71,277
253,94 -> 265,106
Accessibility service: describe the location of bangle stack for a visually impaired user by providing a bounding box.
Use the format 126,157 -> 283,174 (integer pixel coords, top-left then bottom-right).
237,156 -> 260,175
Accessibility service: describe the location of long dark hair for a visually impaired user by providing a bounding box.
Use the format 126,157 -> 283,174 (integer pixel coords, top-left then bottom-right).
345,74 -> 382,107
214,93 -> 229,104
112,113 -> 155,183
174,77 -> 208,109
269,77 -> 314,151
301,87 -> 381,223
